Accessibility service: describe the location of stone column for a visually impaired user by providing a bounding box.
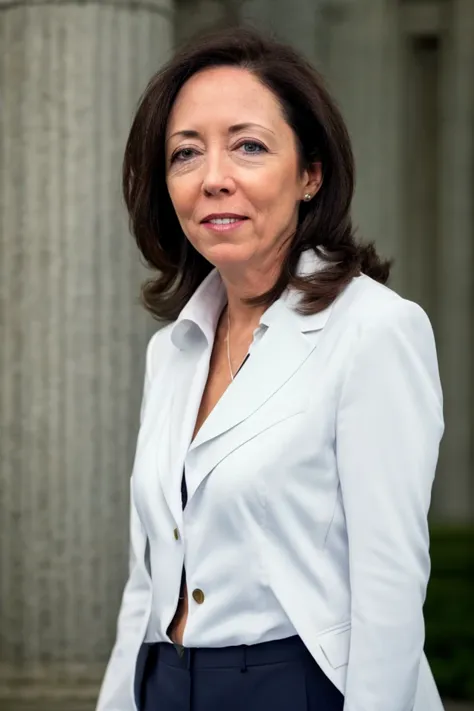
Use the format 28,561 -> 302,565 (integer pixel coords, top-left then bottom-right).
434,0 -> 474,521
323,0 -> 404,289
0,1 -> 173,708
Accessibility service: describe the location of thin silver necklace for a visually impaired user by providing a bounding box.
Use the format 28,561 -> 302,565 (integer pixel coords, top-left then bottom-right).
226,306 -> 234,381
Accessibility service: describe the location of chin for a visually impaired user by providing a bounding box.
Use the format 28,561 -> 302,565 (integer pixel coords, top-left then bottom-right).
201,241 -> 254,267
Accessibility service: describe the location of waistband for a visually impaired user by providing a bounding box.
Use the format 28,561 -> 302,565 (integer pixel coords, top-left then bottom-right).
148,635 -> 309,670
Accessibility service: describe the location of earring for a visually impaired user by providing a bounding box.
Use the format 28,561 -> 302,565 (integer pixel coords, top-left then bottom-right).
304,193 -> 312,202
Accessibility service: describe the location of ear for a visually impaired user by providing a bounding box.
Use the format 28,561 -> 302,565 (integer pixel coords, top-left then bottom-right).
301,162 -> 323,200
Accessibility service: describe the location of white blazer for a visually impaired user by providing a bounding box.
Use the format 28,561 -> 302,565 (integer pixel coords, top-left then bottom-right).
97,257 -> 445,711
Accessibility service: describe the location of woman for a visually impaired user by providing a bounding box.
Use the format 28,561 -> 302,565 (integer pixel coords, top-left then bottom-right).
96,27 -> 445,711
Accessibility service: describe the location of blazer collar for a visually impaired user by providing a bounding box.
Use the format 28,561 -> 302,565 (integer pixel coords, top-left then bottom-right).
170,267 -> 227,351
170,248 -> 332,351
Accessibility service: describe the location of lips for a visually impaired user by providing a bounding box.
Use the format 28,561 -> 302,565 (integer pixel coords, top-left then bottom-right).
200,213 -> 248,223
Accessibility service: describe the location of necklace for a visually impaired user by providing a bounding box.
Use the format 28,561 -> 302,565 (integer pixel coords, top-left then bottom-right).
226,306 -> 234,381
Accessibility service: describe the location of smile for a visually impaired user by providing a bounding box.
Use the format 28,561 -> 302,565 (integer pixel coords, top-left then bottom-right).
209,217 -> 240,225
201,214 -> 248,232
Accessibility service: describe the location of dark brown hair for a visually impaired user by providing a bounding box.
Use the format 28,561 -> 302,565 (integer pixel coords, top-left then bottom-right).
123,26 -> 391,321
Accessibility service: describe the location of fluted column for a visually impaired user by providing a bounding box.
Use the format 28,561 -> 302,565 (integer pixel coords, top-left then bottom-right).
0,0 -> 173,707
434,0 -> 474,521
323,0 -> 403,288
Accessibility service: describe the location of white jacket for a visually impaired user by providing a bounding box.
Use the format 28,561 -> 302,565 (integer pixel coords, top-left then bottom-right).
97,258 -> 445,711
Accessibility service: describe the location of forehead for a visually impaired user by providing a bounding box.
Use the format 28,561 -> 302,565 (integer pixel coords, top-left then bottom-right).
166,66 -> 285,133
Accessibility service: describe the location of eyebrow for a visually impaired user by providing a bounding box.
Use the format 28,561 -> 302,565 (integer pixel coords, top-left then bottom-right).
166,122 -> 275,143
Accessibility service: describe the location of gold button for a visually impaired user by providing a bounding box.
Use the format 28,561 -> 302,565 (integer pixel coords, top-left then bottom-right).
173,528 -> 179,541
192,589 -> 205,604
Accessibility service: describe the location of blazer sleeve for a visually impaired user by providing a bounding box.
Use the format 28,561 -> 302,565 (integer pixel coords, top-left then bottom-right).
335,298 -> 444,711
95,333 -> 157,711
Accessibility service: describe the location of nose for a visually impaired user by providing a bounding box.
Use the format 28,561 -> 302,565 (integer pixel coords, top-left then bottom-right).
201,151 -> 236,197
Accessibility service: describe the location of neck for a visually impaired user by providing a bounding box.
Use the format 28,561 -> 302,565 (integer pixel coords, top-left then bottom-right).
224,294 -> 266,334
219,253 -> 284,332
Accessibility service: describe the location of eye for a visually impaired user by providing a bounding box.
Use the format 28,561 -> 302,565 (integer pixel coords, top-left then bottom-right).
236,140 -> 267,155
170,147 -> 198,164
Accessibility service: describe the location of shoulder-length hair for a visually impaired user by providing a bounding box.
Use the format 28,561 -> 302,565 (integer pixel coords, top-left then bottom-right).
123,26 -> 391,321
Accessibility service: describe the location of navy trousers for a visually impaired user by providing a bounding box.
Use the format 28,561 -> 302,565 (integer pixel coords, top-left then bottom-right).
135,635 -> 344,711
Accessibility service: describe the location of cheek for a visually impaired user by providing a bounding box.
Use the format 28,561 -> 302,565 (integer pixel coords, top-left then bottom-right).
248,183 -> 286,212
246,166 -> 301,213
166,177 -> 197,221
251,185 -> 299,226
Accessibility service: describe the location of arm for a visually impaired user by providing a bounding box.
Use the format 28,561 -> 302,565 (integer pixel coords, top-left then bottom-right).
336,299 -> 444,711
96,334 -> 157,711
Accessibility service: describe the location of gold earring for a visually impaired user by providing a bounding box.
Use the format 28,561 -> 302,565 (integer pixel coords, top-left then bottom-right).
304,193 -> 312,202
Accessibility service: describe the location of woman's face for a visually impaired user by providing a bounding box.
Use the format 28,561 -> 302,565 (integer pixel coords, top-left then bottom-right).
165,66 -> 321,272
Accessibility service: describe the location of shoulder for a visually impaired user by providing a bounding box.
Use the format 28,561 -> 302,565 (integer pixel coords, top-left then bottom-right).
333,275 -> 439,374
339,274 -> 434,338
335,276 -> 440,391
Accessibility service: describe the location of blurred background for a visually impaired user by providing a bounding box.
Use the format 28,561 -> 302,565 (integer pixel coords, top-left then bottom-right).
0,0 -> 473,709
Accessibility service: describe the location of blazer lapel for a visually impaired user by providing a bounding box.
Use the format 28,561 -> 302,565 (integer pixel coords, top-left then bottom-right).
184,296 -> 334,504
156,342 -> 211,531
154,249 -> 339,522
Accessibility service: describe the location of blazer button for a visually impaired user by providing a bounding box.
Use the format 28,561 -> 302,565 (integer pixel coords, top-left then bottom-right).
173,528 -> 179,541
192,589 -> 205,604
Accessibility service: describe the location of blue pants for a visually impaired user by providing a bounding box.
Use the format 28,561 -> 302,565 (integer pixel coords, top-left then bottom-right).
135,635 -> 344,711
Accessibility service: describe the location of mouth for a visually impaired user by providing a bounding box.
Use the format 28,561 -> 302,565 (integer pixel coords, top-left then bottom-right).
200,213 -> 249,232
201,213 -> 248,225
